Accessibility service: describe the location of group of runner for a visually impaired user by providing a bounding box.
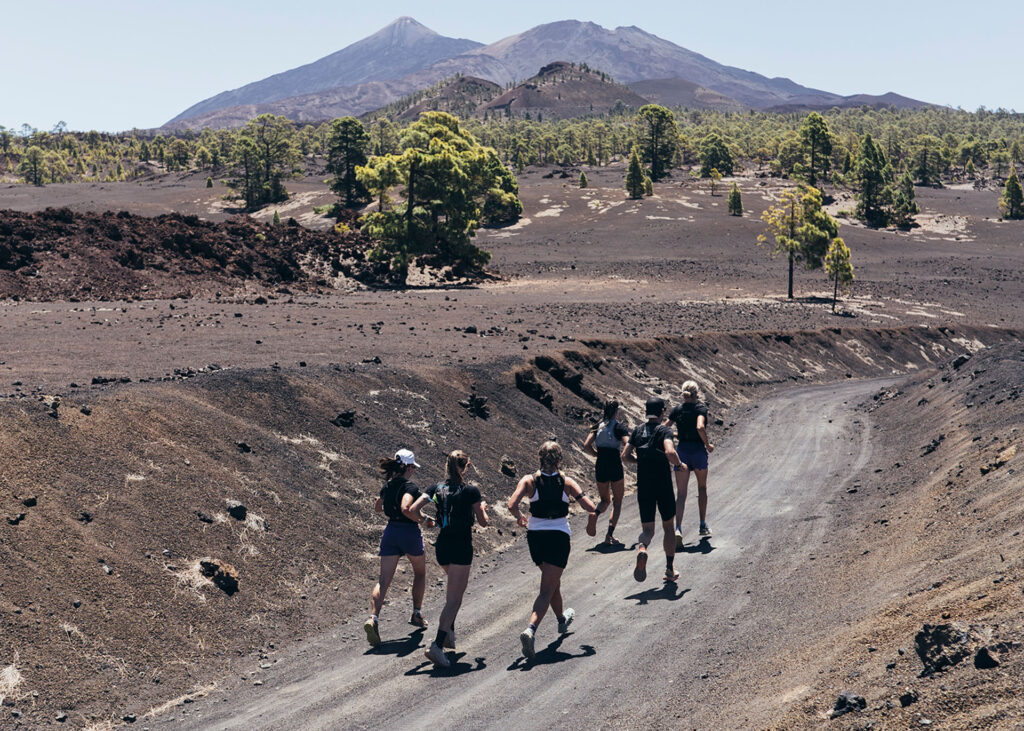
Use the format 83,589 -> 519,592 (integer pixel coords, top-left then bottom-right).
363,379 -> 715,668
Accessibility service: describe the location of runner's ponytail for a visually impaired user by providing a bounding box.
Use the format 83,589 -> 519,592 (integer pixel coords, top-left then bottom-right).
378,457 -> 405,480
445,450 -> 469,487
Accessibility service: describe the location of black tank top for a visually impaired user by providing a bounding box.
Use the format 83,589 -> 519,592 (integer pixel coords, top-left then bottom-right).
529,472 -> 569,519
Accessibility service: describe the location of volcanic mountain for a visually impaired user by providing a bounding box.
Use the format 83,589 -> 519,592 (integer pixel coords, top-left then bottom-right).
165,18 -> 928,129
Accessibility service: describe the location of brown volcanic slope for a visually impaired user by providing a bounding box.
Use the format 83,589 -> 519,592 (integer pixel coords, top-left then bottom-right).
167,17 -> 482,125
385,76 -> 504,122
627,77 -> 746,111
166,19 -> 884,129
479,62 -> 649,119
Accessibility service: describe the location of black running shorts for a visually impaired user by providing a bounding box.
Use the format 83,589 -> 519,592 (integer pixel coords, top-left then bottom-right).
636,465 -> 675,523
595,448 -> 624,483
434,533 -> 473,566
527,530 -> 571,569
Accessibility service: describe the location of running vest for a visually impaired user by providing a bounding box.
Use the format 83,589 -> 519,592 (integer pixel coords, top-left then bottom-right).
634,422 -> 664,462
432,481 -> 464,530
381,477 -> 410,522
594,419 -> 622,449
529,471 -> 570,519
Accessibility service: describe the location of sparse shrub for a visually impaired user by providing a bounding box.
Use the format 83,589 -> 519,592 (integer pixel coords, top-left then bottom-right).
727,183 -> 743,215
206,176 -> 213,188
273,210 -> 281,225
333,221 -> 350,235
579,171 -> 588,188
255,233 -> 266,242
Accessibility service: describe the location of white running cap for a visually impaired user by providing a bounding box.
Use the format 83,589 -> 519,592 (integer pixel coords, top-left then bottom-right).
395,449 -> 420,468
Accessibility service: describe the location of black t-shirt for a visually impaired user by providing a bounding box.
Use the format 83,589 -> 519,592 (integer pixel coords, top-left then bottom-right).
629,421 -> 674,468
379,476 -> 422,524
669,402 -> 709,444
427,482 -> 482,540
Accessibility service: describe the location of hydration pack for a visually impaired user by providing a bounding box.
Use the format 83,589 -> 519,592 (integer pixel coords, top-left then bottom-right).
634,423 -> 663,462
529,471 -> 569,519
432,481 -> 463,530
594,419 -> 621,449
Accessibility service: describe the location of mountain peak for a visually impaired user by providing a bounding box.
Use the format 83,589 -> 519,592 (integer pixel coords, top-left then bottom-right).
372,16 -> 439,43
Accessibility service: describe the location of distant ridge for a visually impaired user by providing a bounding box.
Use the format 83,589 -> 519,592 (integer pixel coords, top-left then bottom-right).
165,18 -> 931,129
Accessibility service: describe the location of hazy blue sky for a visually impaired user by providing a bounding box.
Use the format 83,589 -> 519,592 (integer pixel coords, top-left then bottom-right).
5,1 -> 1022,132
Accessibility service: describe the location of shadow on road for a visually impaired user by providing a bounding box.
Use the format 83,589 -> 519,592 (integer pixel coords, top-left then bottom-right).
679,538 -> 715,555
405,652 -> 487,677
506,634 -> 596,671
585,540 -> 629,554
624,583 -> 690,605
364,629 -> 425,658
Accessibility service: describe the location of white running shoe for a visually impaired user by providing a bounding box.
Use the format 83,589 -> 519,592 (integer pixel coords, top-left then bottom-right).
425,642 -> 451,668
520,627 -> 536,659
557,608 -> 575,634
363,618 -> 381,647
675,528 -> 683,550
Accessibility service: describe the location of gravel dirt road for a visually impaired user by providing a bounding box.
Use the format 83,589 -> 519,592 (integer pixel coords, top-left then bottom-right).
170,377 -> 894,730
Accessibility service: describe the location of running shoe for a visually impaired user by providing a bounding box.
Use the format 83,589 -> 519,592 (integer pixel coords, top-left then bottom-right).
520,627 -> 536,659
557,608 -> 576,634
586,510 -> 599,537
604,532 -> 622,546
425,642 -> 451,668
633,549 -> 648,582
443,629 -> 456,650
675,528 -> 683,550
699,522 -> 712,538
363,618 -> 381,647
409,611 -> 427,629
664,568 -> 680,582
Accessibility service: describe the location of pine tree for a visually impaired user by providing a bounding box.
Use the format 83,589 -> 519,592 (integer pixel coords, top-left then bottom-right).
18,145 -> 45,185
824,237 -> 854,313
708,168 -> 722,196
889,171 -> 919,227
635,105 -> 677,181
699,132 -> 734,177
625,146 -> 646,199
326,117 -> 370,209
579,171 -> 588,189
727,183 -> 743,216
273,210 -> 281,225
758,185 -> 840,299
206,176 -> 214,188
965,158 -> 976,179
1000,168 -> 1024,219
799,112 -> 833,186
854,134 -> 892,227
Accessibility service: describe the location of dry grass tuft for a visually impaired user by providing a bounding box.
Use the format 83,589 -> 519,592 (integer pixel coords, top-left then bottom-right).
172,560 -> 215,602
0,652 -> 24,706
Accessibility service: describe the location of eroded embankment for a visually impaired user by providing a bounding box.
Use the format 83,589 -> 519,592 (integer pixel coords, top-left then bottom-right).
774,340 -> 1024,729
0,324 -> 1017,727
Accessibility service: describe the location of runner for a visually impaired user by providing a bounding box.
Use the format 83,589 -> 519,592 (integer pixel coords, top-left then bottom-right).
668,380 -> 715,546
582,400 -> 629,544
508,441 -> 598,660
364,449 -> 434,648
409,450 -> 489,668
622,398 -> 683,582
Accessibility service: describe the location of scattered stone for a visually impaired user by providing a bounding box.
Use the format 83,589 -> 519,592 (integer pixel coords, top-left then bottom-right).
899,689 -> 919,707
980,444 -> 1016,475
253,680 -> 263,686
77,511 -> 92,524
830,691 -> 866,718
226,500 -> 247,521
21,496 -> 36,507
974,646 -> 1000,669
500,456 -> 517,478
73,600 -> 81,608
123,713 -> 137,723
915,623 -> 977,676
254,296 -> 268,305
56,712 -> 67,722
103,564 -> 113,575
80,405 -> 92,415
951,353 -> 971,370
196,511 -> 215,524
464,325 -> 478,334
7,513 -> 27,525
236,441 -> 252,453
331,410 -> 355,428
362,355 -> 382,364
921,435 -> 944,455
199,557 -> 239,595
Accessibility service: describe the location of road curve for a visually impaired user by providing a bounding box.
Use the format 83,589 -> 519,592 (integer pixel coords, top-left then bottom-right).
171,377 -> 895,730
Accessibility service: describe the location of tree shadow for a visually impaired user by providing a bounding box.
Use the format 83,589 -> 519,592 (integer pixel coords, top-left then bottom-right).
624,584 -> 690,605
678,538 -> 715,555
363,629 -> 425,658
506,634 -> 597,671
405,652 -> 487,677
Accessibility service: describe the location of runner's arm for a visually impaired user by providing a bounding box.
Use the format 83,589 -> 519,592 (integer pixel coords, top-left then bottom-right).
663,437 -> 682,467
473,500 -> 489,528
564,477 -> 598,514
583,430 -> 598,457
373,497 -> 384,513
403,493 -> 435,527
696,415 -> 714,452
621,443 -> 637,464
506,475 -> 532,527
